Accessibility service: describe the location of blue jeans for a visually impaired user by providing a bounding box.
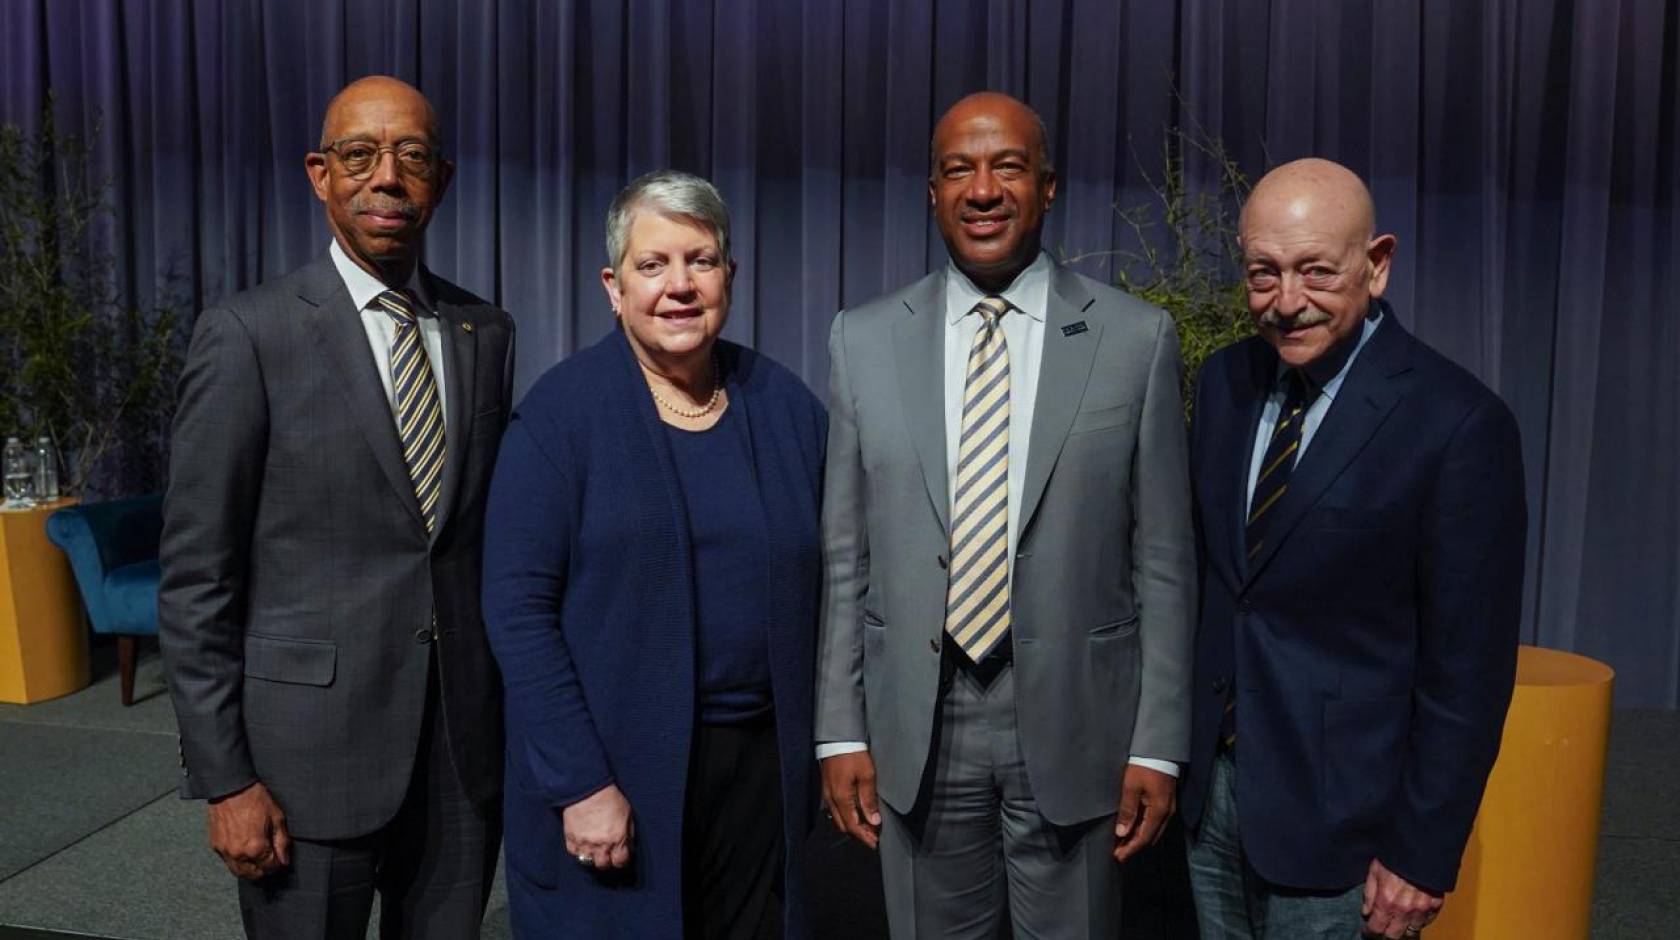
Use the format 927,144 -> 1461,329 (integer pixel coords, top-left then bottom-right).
1186,749 -> 1367,939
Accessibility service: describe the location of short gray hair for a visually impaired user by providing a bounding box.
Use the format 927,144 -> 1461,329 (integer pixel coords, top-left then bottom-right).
605,170 -> 732,271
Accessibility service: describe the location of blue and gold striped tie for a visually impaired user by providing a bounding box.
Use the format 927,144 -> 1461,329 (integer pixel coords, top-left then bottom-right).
1245,369 -> 1314,563
1224,370 -> 1314,749
376,289 -> 446,534
944,296 -> 1013,663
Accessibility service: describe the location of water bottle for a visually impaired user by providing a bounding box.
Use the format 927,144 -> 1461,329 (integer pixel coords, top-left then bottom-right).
3,437 -> 33,505
34,437 -> 60,502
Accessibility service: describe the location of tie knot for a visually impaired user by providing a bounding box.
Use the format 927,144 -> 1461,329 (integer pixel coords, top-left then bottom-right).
972,296 -> 1008,326
1283,369 -> 1316,410
376,290 -> 418,327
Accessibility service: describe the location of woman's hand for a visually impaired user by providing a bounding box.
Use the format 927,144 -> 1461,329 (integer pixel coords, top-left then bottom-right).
562,784 -> 635,870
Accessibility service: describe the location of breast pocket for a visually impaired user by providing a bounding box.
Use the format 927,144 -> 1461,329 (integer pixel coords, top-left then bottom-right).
1307,506 -> 1402,532
1067,402 -> 1138,436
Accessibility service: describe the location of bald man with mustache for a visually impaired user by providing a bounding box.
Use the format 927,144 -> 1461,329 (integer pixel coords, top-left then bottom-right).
1179,158 -> 1527,939
161,76 -> 514,938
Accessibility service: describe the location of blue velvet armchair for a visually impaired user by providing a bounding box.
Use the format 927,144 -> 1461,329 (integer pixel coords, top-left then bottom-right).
45,494 -> 163,706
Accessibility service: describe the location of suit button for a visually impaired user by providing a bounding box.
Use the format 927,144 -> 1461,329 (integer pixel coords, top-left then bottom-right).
1238,599 -> 1253,613
1212,676 -> 1229,695
414,628 -> 433,644
936,555 -> 947,569
929,638 -> 940,653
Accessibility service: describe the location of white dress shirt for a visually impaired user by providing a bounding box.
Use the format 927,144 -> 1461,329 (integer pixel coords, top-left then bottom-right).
819,252 -> 1176,777
329,239 -> 449,431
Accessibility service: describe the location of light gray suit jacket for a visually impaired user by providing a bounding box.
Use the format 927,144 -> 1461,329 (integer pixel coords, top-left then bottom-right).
815,264 -> 1195,826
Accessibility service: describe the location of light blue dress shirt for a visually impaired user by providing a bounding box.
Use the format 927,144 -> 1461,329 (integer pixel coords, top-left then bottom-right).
1244,312 -> 1383,513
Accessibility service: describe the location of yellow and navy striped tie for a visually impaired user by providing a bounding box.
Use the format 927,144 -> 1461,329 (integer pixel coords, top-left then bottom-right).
1223,370 -> 1314,749
376,289 -> 446,534
1245,369 -> 1314,563
944,296 -> 1013,663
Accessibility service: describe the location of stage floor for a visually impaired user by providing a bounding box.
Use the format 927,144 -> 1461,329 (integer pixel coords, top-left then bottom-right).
0,640 -> 1672,939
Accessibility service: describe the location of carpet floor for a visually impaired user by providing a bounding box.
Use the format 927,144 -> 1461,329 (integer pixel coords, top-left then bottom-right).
1,639 -> 1674,938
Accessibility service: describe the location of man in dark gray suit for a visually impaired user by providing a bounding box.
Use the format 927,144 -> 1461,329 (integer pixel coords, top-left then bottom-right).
816,91 -> 1196,937
160,76 -> 513,938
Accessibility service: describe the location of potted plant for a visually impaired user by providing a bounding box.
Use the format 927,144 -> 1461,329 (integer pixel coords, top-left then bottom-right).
0,97 -> 182,498
1066,124 -> 1255,419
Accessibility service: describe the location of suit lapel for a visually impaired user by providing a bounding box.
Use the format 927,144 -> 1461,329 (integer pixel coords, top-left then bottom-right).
299,255 -> 427,532
1017,264 -> 1100,537
1214,340 -> 1273,586
429,273 -> 477,543
1242,316 -> 1411,585
892,273 -> 951,535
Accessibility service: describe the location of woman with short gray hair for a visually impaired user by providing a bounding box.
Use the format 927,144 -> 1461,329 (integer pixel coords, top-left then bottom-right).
484,169 -> 825,938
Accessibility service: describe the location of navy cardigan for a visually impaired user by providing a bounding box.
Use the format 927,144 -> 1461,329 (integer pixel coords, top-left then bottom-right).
483,328 -> 825,938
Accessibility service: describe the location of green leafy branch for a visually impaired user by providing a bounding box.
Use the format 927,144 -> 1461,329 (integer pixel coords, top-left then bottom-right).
1064,115 -> 1255,420
0,95 -> 183,495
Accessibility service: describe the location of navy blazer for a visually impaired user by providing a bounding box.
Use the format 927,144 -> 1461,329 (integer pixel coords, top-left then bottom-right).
482,329 -> 825,937
1181,308 -> 1527,895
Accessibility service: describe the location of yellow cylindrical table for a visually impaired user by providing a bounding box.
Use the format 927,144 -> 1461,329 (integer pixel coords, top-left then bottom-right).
0,498 -> 90,703
1430,645 -> 1613,940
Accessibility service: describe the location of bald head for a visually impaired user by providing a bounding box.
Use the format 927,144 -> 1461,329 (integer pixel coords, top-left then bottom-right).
319,76 -> 439,150
927,91 -> 1058,290
1238,158 -> 1395,369
1241,158 -> 1375,247
932,92 -> 1051,173
307,75 -> 452,286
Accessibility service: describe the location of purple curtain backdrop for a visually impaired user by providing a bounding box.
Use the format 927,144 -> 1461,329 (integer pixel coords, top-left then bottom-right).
3,0 -> 1677,708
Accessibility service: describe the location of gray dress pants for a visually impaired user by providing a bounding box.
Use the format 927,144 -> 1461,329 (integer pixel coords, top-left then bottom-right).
879,664 -> 1123,939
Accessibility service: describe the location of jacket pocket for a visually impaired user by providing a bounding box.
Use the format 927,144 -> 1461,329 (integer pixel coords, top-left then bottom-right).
1089,614 -> 1140,638
1320,694 -> 1409,826
243,633 -> 336,686
1068,402 -> 1138,436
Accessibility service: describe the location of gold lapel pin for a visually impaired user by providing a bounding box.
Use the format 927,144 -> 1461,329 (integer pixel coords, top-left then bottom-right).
461,322 -> 474,333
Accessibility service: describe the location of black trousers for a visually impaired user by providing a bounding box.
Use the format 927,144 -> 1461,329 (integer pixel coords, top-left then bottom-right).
682,718 -> 786,940
237,657 -> 501,940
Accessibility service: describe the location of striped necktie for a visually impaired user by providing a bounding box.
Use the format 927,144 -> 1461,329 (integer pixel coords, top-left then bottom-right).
944,296 -> 1013,663
375,289 -> 446,534
1245,369 -> 1315,563
1222,370 -> 1314,749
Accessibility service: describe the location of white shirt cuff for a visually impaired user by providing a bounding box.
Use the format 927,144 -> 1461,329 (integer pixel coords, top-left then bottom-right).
816,741 -> 869,760
1128,756 -> 1180,777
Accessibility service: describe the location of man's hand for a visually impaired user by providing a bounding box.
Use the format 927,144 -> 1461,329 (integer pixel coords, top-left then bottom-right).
207,781 -> 291,881
1113,764 -> 1176,863
562,784 -> 635,870
820,751 -> 883,850
1362,857 -> 1443,938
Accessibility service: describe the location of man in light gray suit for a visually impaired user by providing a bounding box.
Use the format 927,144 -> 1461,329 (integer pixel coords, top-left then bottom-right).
160,76 -> 513,938
816,91 -> 1196,937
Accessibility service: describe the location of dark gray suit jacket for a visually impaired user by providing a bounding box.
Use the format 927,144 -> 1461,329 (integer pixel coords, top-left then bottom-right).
160,251 -> 514,840
815,264 -> 1196,826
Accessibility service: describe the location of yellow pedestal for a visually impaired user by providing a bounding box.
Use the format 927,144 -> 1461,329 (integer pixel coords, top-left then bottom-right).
1431,645 -> 1613,940
0,498 -> 90,703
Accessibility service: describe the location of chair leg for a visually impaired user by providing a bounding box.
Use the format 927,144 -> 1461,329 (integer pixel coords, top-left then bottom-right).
117,635 -> 137,707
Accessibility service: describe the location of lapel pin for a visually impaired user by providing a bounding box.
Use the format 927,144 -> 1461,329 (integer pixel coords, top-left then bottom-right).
461,321 -> 474,333
1062,321 -> 1089,337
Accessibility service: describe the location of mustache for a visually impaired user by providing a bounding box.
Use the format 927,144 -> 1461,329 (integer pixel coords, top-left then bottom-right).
1259,307 -> 1333,330
348,194 -> 420,219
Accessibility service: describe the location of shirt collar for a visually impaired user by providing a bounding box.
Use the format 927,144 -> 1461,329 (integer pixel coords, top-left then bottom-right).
945,250 -> 1053,324
1279,304 -> 1384,403
329,239 -> 432,315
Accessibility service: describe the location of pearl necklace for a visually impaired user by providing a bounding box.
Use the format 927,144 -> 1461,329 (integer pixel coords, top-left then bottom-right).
647,355 -> 723,418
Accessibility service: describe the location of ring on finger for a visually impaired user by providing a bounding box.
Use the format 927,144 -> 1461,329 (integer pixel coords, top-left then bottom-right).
576,852 -> 595,867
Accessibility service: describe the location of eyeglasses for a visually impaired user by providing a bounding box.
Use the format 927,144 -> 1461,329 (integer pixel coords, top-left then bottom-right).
318,139 -> 442,180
